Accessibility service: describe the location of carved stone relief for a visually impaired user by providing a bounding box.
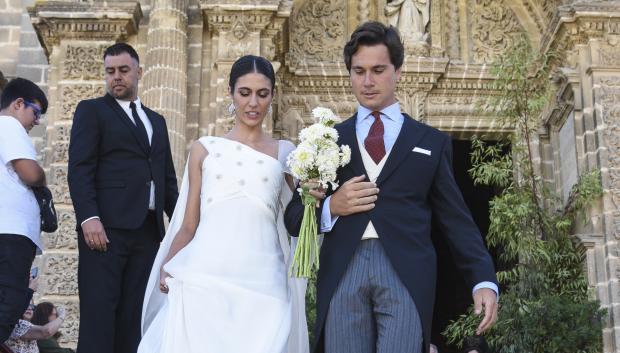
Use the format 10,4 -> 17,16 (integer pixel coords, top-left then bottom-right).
63,45 -> 107,80
43,209 -> 77,250
597,78 -> 620,240
471,0 -> 522,64
599,35 -> 620,66
444,0 -> 460,59
42,253 -> 78,296
54,299 -> 79,346
59,85 -> 106,120
288,0 -> 346,67
385,0 -> 430,43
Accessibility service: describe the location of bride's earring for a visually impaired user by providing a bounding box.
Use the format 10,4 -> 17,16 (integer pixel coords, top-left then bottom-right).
227,102 -> 236,115
268,104 -> 273,115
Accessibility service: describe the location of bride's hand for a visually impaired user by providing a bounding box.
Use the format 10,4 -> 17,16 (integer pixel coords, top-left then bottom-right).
159,267 -> 171,294
309,188 -> 326,207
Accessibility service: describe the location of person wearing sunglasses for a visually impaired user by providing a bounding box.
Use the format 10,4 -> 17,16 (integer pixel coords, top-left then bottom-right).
0,77 -> 48,344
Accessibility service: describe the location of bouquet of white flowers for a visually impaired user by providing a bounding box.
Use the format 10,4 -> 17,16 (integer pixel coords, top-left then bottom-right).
287,107 -> 351,278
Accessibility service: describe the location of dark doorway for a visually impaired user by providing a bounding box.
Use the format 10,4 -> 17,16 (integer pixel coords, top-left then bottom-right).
430,139 -> 503,353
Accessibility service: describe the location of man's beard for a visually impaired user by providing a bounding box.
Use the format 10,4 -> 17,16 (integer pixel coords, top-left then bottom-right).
107,85 -> 134,100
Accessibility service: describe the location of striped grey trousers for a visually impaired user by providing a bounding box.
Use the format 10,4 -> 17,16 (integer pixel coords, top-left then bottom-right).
325,239 -> 423,353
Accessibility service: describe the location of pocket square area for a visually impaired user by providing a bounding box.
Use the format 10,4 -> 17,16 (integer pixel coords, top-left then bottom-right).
412,147 -> 431,156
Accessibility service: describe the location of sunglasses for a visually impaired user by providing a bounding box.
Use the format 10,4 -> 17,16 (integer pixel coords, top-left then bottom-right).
24,101 -> 42,121
27,304 -> 35,310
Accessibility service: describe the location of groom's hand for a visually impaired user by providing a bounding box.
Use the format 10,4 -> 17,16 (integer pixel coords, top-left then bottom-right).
330,175 -> 379,216
473,287 -> 498,334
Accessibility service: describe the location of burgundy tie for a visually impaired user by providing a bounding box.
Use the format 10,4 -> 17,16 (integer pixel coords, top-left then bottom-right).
364,111 -> 386,164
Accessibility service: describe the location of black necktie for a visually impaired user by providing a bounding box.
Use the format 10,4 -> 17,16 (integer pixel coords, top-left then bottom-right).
129,102 -> 150,151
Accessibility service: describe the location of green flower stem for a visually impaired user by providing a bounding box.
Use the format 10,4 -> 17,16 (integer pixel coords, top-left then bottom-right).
291,189 -> 320,278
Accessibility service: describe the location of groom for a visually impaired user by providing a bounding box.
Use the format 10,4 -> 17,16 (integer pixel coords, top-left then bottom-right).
285,21 -> 498,353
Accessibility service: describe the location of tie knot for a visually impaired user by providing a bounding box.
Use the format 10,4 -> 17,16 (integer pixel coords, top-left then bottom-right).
371,111 -> 381,121
130,102 -> 137,111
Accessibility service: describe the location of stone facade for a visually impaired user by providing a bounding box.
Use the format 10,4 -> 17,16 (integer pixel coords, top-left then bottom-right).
0,0 -> 619,350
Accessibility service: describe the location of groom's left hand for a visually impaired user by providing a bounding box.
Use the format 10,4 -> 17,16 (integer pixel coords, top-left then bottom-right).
473,287 -> 497,334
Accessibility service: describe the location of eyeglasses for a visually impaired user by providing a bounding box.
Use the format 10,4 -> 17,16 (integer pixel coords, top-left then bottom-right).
24,101 -> 42,121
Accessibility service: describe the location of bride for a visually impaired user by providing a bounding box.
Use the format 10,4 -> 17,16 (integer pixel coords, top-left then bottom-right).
138,55 -> 309,353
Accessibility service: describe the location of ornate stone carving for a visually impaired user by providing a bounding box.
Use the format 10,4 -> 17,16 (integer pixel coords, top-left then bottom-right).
385,0 -> 430,43
44,209 -> 77,250
471,0 -> 522,64
444,0 -> 460,59
51,142 -> 69,164
63,45 -> 106,80
42,253 -> 78,295
59,85 -> 106,120
54,299 -> 79,347
598,78 -> 620,216
29,2 -> 142,57
599,48 -> 620,66
49,166 -> 72,205
288,0 -> 346,67
358,0 -> 370,23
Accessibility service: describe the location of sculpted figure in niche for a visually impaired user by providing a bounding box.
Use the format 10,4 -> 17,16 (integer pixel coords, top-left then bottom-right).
385,0 -> 430,43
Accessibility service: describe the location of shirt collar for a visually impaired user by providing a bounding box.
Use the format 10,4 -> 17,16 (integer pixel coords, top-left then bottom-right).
357,102 -> 402,123
115,97 -> 142,110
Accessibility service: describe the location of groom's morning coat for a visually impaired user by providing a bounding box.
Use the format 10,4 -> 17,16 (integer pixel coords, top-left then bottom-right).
284,113 -> 497,353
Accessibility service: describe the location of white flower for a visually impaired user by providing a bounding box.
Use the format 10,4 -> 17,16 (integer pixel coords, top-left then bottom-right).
312,107 -> 341,127
287,106 -> 351,188
340,145 -> 351,166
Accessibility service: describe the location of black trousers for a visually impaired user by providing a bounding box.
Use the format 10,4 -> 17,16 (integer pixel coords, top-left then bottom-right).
0,234 -> 36,343
76,212 -> 159,353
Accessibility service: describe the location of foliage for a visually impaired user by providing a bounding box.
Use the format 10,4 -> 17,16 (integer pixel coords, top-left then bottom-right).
443,34 -> 604,352
306,271 -> 317,344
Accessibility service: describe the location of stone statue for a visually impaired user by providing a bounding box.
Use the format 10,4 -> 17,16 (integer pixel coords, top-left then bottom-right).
385,0 -> 430,43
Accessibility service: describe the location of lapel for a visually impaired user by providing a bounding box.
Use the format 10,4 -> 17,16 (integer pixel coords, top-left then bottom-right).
375,113 -> 429,185
103,94 -> 150,156
338,113 -> 366,177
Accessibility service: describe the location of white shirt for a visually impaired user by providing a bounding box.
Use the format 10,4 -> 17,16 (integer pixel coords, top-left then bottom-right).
0,115 -> 42,250
81,98 -> 156,227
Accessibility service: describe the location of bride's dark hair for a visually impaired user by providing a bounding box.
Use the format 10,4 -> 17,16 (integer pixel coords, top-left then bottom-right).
228,55 -> 276,91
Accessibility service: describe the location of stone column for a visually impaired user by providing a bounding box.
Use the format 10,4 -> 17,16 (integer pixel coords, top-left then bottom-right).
141,0 -> 188,171
29,3 -> 141,347
199,0 -> 288,138
542,2 -> 620,352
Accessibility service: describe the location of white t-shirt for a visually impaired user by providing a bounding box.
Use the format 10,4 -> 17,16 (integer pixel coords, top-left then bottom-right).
0,115 -> 41,250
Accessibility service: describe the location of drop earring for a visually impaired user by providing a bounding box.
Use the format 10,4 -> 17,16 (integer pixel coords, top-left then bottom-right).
227,102 -> 236,115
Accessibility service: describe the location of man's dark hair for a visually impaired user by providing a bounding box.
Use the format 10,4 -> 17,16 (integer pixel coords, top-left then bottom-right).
0,77 -> 48,114
343,21 -> 404,72
229,55 -> 276,91
103,42 -> 140,63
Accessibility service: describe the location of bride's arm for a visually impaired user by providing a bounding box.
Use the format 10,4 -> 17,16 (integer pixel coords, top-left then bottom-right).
160,142 -> 207,275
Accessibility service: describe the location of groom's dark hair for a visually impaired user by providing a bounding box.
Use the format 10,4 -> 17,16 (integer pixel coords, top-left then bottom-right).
343,21 -> 404,72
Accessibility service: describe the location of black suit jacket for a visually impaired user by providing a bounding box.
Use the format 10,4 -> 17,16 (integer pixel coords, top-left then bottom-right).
284,113 -> 497,353
68,94 -> 178,238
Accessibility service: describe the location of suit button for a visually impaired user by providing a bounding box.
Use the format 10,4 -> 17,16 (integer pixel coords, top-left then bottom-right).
148,158 -> 152,163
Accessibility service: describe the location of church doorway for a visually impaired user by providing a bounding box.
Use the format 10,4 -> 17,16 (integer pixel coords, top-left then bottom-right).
430,138 -> 505,353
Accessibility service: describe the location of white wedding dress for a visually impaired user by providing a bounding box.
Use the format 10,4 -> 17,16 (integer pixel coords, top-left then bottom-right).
138,136 -> 309,353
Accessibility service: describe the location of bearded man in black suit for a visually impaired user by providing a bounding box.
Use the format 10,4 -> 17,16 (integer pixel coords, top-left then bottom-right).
68,43 -> 178,353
